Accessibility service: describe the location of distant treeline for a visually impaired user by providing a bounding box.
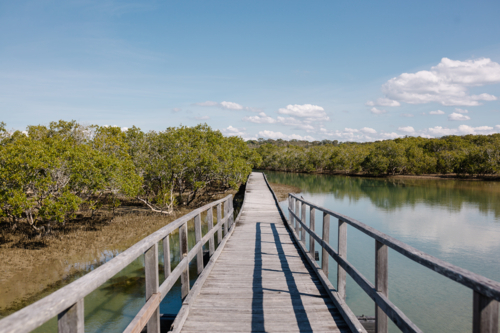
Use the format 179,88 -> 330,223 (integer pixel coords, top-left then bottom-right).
0,121 -> 260,230
252,135 -> 500,176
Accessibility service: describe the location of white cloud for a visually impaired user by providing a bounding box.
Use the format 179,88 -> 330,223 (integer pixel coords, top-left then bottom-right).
366,98 -> 400,107
398,126 -> 415,133
455,108 -> 469,114
448,112 -> 471,121
256,130 -> 314,141
380,132 -> 402,139
426,125 -> 499,136
361,127 -> 377,134
221,125 -> 246,137
171,108 -> 182,113
277,104 -> 328,119
400,113 -> 414,117
194,115 -> 210,120
429,110 -> 445,115
121,127 -> 129,131
370,107 -> 387,114
276,117 -> 315,131
344,128 -> 359,133
243,112 -> 277,124
220,101 -> 243,110
380,57 -> 500,106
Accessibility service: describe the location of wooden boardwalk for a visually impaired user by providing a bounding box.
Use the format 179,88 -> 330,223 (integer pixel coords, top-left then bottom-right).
179,172 -> 350,332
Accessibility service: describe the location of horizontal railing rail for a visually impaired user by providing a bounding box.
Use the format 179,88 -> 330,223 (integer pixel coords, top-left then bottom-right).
288,192 -> 500,333
0,195 -> 236,333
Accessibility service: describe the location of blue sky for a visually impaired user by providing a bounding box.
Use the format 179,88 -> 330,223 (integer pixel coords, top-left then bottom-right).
1,0 -> 500,141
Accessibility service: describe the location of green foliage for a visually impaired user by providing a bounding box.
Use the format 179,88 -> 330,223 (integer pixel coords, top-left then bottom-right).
255,134 -> 500,177
131,124 -> 257,212
0,121 -> 257,230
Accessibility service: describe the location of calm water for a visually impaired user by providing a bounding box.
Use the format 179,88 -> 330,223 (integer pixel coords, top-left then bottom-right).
265,171 -> 500,333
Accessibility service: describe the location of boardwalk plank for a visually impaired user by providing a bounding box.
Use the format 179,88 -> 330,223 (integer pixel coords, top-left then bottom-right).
178,172 -> 350,333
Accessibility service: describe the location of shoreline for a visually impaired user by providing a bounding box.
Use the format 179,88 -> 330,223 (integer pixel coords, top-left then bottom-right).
0,190 -> 238,318
260,169 -> 500,181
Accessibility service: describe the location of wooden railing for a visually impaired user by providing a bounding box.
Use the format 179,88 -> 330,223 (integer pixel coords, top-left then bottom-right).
287,193 -> 500,333
0,195 -> 237,333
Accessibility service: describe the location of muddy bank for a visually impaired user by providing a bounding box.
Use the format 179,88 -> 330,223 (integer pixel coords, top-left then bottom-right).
268,182 -> 301,201
0,191 -> 237,318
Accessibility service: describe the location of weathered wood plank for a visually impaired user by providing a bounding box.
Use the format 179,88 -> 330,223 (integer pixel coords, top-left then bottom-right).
145,243 -> 160,333
57,299 -> 84,333
177,172 -> 351,333
338,219 -> 347,300
375,240 -> 388,333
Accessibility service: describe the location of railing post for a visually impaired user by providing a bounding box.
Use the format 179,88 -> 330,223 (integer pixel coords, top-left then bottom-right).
301,201 -> 306,244
228,198 -> 234,230
309,207 -> 315,258
207,207 -> 215,256
163,235 -> 171,279
473,291 -> 499,333
145,243 -> 160,333
224,201 -> 229,236
58,298 -> 84,333
289,196 -> 295,227
295,198 -> 300,235
217,203 -> 222,243
194,213 -> 204,274
179,222 -> 189,299
322,212 -> 330,277
375,240 -> 388,333
338,219 -> 347,300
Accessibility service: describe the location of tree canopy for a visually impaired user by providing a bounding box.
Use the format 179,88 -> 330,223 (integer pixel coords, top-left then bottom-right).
253,135 -> 500,177
0,121 -> 259,230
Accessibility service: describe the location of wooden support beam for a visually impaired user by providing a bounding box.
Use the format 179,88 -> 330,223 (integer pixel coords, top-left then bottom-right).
179,223 -> 189,299
301,201 -> 306,244
207,207 -> 214,256
473,291 -> 499,333
375,240 -> 388,333
224,201 -> 228,236
289,196 -> 295,228
57,299 -> 84,333
295,198 -> 300,235
322,212 -> 330,278
145,243 -> 160,333
309,207 -> 315,258
338,219 -> 347,301
217,203 -> 222,244
194,214 -> 203,275
163,235 -> 171,279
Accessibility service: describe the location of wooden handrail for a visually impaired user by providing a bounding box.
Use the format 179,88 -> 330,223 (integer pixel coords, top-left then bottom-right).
0,195 -> 235,333
288,192 -> 500,333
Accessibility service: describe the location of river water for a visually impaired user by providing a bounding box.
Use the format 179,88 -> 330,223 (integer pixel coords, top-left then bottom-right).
264,171 -> 500,333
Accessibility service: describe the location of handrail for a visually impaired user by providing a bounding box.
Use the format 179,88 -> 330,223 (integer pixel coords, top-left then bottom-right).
262,174 -> 367,333
0,194 -> 236,333
288,192 -> 500,333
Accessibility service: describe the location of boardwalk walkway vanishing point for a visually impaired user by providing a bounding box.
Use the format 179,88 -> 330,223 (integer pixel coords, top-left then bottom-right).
176,172 -> 354,332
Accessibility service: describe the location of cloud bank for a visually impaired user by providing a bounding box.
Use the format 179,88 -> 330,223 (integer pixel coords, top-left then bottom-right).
378,58 -> 500,106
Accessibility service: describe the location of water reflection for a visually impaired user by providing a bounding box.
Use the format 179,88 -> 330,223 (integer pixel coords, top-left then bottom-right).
265,171 -> 500,218
264,171 -> 500,333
